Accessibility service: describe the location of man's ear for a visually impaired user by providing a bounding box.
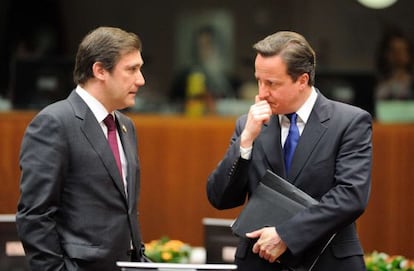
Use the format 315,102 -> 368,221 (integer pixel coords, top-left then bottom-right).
92,62 -> 107,80
298,73 -> 309,89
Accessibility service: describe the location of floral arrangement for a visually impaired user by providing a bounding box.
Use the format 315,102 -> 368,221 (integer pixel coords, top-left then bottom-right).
365,251 -> 414,271
144,236 -> 192,263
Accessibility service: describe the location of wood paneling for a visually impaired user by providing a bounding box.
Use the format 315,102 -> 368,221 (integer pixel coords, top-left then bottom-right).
1,112 -> 414,258
0,111 -> 35,214
130,115 -> 244,246
357,123 -> 414,258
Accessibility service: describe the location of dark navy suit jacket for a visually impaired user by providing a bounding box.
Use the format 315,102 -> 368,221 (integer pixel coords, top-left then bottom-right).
207,91 -> 372,271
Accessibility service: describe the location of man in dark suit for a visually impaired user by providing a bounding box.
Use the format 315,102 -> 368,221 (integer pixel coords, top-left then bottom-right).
207,31 -> 372,271
16,26 -> 146,271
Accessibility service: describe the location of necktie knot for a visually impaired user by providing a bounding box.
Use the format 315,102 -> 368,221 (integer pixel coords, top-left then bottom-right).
286,113 -> 297,123
104,114 -> 116,131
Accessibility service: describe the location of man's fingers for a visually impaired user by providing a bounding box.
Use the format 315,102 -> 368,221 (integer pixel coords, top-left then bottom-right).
250,103 -> 271,123
252,242 -> 260,254
246,228 -> 263,238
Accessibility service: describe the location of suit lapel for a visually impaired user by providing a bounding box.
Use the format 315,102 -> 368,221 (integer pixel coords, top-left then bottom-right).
257,115 -> 285,175
288,93 -> 330,183
68,91 -> 127,200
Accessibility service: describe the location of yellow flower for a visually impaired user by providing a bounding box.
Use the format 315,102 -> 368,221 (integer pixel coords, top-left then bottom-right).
164,240 -> 185,252
161,251 -> 172,261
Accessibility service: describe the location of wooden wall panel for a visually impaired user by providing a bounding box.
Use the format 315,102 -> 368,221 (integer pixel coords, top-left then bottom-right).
131,115 -> 244,246
0,112 -> 35,214
357,123 -> 414,258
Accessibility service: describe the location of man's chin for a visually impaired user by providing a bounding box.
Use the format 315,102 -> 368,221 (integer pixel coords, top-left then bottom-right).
127,100 -> 135,107
117,100 -> 135,111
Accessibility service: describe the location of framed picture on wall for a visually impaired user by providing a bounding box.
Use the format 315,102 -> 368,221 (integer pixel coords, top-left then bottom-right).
170,9 -> 238,100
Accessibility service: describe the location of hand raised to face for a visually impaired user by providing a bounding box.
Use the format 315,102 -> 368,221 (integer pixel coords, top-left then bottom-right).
240,95 -> 272,148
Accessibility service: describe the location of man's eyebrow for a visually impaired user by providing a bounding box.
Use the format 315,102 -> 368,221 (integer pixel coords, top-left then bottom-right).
127,62 -> 143,69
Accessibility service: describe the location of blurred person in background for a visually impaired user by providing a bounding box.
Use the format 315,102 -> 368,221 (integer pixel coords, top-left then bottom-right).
375,29 -> 414,100
169,25 -> 240,114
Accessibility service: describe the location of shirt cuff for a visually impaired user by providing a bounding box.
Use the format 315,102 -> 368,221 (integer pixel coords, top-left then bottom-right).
240,146 -> 253,160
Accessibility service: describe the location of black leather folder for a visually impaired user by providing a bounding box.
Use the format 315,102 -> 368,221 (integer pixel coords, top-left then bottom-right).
231,169 -> 317,237
231,170 -> 335,271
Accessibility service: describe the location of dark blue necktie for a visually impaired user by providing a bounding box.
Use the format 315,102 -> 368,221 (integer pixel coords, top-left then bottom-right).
284,113 -> 300,174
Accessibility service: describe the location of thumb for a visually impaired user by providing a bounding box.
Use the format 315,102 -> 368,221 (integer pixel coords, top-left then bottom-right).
246,228 -> 263,239
255,95 -> 261,104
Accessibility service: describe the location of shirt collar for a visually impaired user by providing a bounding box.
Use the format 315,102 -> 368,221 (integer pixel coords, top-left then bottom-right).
278,86 -> 318,124
75,85 -> 112,123
296,86 -> 318,124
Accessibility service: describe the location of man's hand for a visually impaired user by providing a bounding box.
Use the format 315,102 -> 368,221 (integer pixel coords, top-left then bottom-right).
240,95 -> 272,148
246,227 -> 287,263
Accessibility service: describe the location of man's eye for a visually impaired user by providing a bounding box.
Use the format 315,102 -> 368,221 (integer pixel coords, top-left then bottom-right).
267,81 -> 277,87
128,66 -> 141,73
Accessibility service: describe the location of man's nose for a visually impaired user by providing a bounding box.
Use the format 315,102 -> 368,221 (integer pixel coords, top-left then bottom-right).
136,72 -> 145,86
258,86 -> 269,99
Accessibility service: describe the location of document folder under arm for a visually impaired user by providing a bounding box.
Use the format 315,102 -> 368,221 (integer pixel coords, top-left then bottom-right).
231,170 -> 317,237
231,170 -> 335,271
